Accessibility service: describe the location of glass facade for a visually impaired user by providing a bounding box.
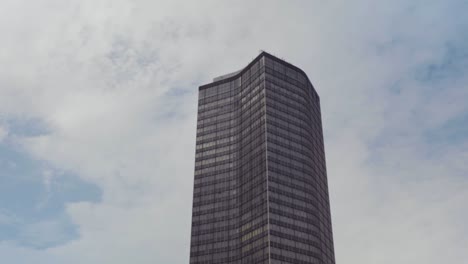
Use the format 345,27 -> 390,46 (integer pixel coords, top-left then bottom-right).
190,52 -> 335,264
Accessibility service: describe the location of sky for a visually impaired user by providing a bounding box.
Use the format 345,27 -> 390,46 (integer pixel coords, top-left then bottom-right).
0,0 -> 467,263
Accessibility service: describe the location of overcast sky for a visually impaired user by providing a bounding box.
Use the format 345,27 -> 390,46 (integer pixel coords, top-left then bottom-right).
1,0 -> 467,263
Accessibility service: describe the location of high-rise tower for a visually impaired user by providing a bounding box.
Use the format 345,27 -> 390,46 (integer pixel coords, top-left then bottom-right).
190,51 -> 335,264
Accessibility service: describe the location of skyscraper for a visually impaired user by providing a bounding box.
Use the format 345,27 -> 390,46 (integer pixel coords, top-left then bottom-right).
190,51 -> 335,264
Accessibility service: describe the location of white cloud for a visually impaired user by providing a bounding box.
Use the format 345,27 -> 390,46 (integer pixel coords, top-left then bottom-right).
0,0 -> 467,263
16,219 -> 74,249
0,126 -> 8,143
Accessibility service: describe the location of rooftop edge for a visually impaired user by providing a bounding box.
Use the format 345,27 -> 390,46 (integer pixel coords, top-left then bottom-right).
199,51 -> 317,98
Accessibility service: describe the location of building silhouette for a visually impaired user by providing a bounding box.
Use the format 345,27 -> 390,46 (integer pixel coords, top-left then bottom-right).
190,51 -> 335,264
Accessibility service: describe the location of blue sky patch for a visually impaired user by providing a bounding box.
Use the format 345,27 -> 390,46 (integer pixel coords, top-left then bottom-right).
0,139 -> 101,249
424,112 -> 468,147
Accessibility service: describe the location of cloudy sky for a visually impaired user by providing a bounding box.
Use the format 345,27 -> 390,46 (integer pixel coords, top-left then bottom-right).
1,0 -> 467,263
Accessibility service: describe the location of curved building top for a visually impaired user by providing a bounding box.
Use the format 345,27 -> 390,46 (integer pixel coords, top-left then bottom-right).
199,51 -> 319,100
